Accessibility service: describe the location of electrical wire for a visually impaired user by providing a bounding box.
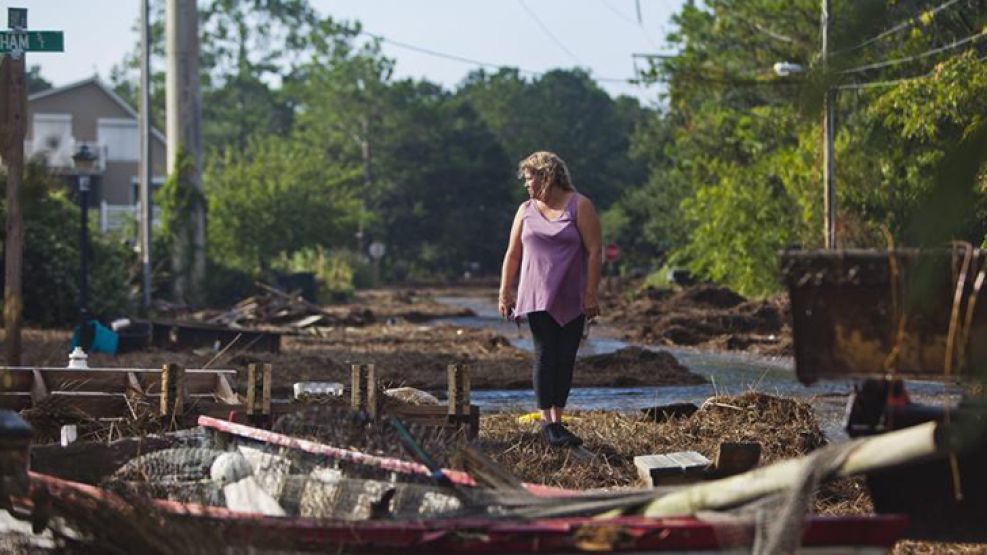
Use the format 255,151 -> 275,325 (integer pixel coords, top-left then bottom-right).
836,52 -> 987,90
597,0 -> 661,50
833,0 -> 964,56
839,27 -> 987,74
517,0 -> 583,66
356,29 -> 639,84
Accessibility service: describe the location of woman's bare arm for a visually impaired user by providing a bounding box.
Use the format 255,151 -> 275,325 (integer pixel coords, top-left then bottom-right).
498,203 -> 526,318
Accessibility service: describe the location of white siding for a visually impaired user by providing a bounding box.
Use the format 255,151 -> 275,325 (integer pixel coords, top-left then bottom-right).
30,113 -> 73,166
97,118 -> 139,162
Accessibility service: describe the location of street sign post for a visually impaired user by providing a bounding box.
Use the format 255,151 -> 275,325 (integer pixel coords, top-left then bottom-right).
2,7 -> 65,364
0,31 -> 64,53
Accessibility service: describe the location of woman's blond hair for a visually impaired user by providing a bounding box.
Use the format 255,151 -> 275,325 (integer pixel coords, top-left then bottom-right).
517,151 -> 574,200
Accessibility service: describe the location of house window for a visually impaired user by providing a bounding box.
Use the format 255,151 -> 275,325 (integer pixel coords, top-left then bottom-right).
31,113 -> 73,165
97,118 -> 139,162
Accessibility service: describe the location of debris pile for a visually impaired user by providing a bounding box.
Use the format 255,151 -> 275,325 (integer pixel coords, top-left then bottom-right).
605,284 -> 792,356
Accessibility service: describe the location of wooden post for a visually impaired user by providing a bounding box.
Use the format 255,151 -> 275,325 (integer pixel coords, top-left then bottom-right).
350,363 -> 376,418
447,364 -> 470,420
246,363 -> 271,416
246,363 -> 257,415
261,362 -> 271,416
1,54 -> 26,365
159,363 -> 187,417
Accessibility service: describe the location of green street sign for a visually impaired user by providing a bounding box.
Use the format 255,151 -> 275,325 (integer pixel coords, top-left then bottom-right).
0,31 -> 63,53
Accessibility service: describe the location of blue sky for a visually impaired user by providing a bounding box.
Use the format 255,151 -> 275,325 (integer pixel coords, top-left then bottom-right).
16,0 -> 684,104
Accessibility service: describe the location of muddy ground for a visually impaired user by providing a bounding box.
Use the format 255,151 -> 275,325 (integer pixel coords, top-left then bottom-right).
2,285 -> 981,554
3,285 -> 706,398
601,282 -> 792,357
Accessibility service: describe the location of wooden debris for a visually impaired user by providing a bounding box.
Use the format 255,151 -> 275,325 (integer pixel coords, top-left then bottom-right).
634,451 -> 712,487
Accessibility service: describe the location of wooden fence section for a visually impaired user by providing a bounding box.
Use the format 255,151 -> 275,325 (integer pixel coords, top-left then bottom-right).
0,365 -> 240,420
350,363 -> 479,439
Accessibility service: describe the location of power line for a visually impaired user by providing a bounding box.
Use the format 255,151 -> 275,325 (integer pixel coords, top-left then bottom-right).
833,0 -> 964,56
836,52 -> 987,90
840,28 -> 987,74
356,29 -> 639,84
597,0 -> 661,50
517,0 -> 583,66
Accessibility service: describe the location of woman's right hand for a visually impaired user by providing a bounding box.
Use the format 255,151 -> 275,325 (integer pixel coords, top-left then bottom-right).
498,292 -> 515,319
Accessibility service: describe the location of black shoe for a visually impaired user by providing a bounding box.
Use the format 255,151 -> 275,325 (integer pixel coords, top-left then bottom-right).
543,422 -> 569,447
555,423 -> 583,447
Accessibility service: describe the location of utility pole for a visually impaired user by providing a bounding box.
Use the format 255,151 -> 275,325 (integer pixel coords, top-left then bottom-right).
1,8 -> 63,364
165,0 -> 206,305
821,0 -> 836,249
138,0 -> 152,311
1,52 -> 25,366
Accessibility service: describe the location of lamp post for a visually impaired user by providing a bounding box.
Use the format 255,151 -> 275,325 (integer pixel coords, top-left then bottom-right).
72,144 -> 99,346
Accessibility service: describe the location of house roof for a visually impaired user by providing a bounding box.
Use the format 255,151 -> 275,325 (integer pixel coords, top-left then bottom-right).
29,76 -> 167,145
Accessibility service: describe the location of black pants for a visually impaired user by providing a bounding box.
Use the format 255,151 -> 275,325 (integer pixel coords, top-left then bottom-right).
528,311 -> 585,410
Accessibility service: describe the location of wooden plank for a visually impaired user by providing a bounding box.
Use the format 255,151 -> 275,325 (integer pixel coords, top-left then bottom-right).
214,374 -> 239,405
30,368 -> 48,404
634,451 -> 712,487
707,442 -> 761,479
349,364 -> 376,418
261,363 -> 272,415
125,372 -> 144,396
159,363 -> 187,417
246,363 -> 258,416
448,364 -> 467,418
0,367 -> 234,396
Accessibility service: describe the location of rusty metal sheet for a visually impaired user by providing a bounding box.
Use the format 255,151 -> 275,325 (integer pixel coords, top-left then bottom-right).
781,248 -> 987,384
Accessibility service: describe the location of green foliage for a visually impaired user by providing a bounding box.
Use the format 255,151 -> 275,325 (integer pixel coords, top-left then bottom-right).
272,246 -> 373,302
458,68 -> 649,208
0,164 -> 133,326
204,135 -> 362,274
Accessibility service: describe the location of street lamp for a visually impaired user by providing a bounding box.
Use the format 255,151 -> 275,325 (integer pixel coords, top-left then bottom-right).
72,143 -> 99,348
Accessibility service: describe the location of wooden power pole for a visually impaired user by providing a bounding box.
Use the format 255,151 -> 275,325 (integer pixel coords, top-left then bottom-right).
165,0 -> 206,305
1,53 -> 25,365
1,8 -> 62,364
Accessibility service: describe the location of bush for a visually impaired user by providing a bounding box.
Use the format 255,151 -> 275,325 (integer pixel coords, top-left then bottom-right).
1,165 -> 134,326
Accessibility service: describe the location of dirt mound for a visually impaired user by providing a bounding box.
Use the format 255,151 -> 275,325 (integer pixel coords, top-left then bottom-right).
579,347 -> 706,386
606,284 -> 792,356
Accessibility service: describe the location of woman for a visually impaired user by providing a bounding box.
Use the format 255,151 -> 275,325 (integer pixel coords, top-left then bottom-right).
498,151 -> 602,447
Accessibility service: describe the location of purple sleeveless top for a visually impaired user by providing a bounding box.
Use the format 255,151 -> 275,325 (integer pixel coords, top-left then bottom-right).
515,193 -> 587,326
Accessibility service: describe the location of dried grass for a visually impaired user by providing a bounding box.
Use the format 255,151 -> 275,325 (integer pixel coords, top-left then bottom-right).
475,391 -> 826,491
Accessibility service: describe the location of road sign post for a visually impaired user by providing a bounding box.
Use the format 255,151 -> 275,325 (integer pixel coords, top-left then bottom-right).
2,8 -> 64,364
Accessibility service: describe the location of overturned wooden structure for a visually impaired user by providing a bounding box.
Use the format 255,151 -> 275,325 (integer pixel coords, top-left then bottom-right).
350,363 -> 479,439
0,365 -> 241,421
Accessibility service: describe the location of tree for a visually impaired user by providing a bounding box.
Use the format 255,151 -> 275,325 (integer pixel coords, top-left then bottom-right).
203,135 -> 362,275
373,80 -> 515,278
458,68 -> 649,208
26,65 -> 52,95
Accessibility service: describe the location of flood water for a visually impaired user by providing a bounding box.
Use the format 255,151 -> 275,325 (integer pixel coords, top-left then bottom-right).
435,295 -> 960,440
